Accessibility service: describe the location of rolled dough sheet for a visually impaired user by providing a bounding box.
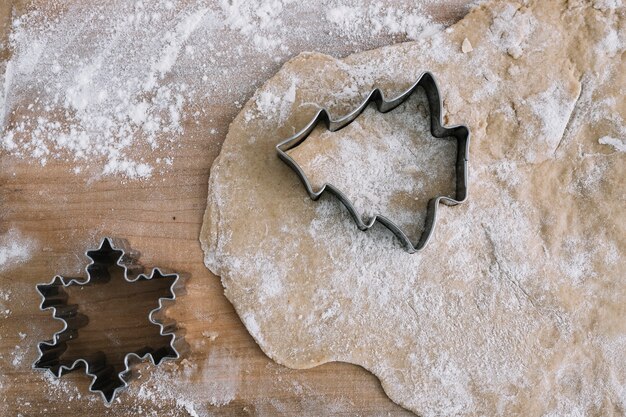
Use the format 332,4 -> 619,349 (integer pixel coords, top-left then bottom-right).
201,0 -> 625,415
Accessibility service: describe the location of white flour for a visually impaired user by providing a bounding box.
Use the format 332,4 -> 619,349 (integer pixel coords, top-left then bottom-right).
0,228 -> 35,272
1,0 -> 445,179
133,347 -> 240,413
599,136 -> 626,152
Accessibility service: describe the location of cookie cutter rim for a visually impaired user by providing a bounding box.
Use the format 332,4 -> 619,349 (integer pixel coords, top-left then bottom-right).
276,71 -> 470,253
33,237 -> 181,405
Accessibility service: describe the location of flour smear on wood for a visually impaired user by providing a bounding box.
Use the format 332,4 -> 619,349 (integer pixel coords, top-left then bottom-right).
1,0 -> 447,180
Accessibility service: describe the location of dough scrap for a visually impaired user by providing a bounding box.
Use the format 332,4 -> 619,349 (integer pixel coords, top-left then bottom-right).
201,1 -> 625,415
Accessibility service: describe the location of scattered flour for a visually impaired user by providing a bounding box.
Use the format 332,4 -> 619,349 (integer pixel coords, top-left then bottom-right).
201,330 -> 219,342
11,345 -> 25,368
133,347 -> 241,415
597,25 -> 624,58
0,228 -> 35,272
0,289 -> 11,317
524,81 -> 580,162
242,313 -> 265,346
325,3 -> 442,41
1,0 -> 446,180
39,372 -> 88,403
487,3 -> 537,59
599,135 -> 626,152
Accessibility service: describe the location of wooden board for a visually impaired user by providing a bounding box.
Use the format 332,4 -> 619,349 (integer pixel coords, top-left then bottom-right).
0,1 -> 472,415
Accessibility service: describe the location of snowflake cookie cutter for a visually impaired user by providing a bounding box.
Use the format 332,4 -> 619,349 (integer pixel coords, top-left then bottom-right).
33,237 -> 182,405
276,72 -> 470,253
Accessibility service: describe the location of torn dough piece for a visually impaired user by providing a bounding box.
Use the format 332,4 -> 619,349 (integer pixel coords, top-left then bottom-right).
462,37 -> 473,53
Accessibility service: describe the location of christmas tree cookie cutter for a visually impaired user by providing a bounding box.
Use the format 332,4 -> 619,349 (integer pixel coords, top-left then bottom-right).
276,72 -> 470,253
33,237 -> 182,405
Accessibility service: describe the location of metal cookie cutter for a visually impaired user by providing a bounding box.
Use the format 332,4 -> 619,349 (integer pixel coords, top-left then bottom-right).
276,72 -> 470,253
33,237 -> 181,405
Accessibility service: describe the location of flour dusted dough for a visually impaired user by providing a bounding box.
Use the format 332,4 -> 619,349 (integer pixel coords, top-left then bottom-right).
201,1 -> 625,415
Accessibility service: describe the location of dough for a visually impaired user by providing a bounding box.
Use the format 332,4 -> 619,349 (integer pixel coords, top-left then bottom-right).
201,1 -> 625,415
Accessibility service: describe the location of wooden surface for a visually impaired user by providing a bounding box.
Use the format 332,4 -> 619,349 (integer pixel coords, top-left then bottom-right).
0,1 -> 472,416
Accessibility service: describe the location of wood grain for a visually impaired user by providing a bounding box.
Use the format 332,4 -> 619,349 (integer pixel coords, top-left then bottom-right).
0,1 -> 472,415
